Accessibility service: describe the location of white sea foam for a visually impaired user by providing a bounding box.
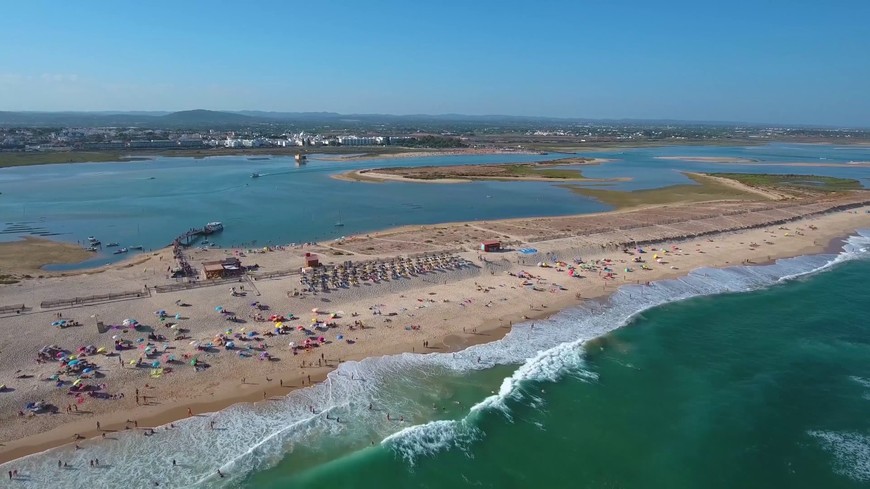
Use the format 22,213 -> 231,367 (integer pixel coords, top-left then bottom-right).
809,431 -> 870,482
2,231 -> 868,488
383,420 -> 482,465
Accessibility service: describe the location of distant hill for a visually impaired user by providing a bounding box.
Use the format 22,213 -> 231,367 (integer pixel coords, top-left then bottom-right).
160,109 -> 255,125
0,110 -> 829,129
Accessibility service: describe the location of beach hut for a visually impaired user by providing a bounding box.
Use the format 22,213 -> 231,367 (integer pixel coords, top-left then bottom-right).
304,253 -> 320,268
480,240 -> 501,253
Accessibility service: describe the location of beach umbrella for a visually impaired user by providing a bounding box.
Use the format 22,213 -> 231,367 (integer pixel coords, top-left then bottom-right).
297,325 -> 305,331
82,368 -> 94,374
68,360 -> 81,366
288,342 -> 295,347
318,336 -> 325,343
51,321 -> 61,326
275,322 -> 283,329
337,335 -> 344,340
247,331 -> 256,337
311,308 -> 319,313
215,306 -> 223,312
72,379 -> 82,386
151,361 -> 160,368
97,347 -> 107,354
112,335 -> 119,340
175,314 -> 181,320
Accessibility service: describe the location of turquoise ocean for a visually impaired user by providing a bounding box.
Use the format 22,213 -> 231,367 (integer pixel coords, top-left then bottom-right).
2,232 -> 868,488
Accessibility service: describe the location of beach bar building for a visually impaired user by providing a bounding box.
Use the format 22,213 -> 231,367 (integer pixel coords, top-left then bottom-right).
480,240 -> 501,252
303,252 -> 320,268
202,257 -> 243,279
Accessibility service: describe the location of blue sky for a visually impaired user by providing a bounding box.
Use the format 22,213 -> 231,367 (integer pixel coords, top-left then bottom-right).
1,0 -> 868,126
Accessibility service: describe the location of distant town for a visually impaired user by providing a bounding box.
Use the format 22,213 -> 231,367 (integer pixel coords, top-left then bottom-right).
1,110 -> 868,162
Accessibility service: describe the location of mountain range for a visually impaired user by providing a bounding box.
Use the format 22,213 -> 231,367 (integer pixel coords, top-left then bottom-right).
0,109 -> 831,129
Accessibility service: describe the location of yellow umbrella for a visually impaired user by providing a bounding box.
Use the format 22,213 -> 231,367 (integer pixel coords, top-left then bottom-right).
73,379 -> 82,386
129,359 -> 137,365
97,347 -> 107,354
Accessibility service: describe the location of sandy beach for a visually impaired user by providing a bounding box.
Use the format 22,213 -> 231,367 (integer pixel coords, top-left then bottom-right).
0,195 -> 868,465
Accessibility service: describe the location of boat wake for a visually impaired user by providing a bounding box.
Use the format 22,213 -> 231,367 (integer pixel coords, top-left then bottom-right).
2,230 -> 869,488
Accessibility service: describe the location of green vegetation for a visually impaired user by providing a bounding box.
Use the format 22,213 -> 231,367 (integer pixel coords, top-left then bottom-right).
395,136 -> 467,148
0,151 -> 131,167
504,165 -> 585,179
0,274 -> 20,285
563,173 -> 760,209
708,173 -> 862,192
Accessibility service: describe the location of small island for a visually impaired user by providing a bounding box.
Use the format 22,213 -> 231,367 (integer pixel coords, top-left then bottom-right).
334,157 -> 621,183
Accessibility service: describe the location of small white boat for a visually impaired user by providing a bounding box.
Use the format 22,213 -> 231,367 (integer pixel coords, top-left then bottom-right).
106,242 -> 119,247
206,222 -> 224,232
113,248 -> 128,255
87,236 -> 97,242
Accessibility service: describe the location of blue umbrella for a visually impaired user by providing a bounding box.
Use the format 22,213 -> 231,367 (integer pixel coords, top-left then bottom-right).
215,306 -> 223,312
337,335 -> 344,340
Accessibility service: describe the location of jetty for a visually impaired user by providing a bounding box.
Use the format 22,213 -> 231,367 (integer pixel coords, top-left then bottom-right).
172,221 -> 223,247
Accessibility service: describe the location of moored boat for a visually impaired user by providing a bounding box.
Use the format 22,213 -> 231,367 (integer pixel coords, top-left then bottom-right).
205,222 -> 224,233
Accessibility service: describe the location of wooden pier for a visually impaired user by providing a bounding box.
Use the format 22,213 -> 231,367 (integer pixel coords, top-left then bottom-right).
172,222 -> 222,247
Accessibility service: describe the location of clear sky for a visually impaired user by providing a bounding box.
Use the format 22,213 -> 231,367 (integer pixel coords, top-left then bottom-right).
1,0 -> 868,126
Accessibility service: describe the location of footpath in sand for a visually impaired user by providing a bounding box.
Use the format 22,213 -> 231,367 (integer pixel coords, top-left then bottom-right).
0,195 -> 868,463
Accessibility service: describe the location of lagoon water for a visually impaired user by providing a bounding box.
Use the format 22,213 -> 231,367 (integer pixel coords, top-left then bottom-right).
0,143 -> 868,270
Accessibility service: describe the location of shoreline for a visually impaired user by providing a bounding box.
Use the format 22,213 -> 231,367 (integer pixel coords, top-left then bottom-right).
0,147 -> 544,170
1,207 -> 867,465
